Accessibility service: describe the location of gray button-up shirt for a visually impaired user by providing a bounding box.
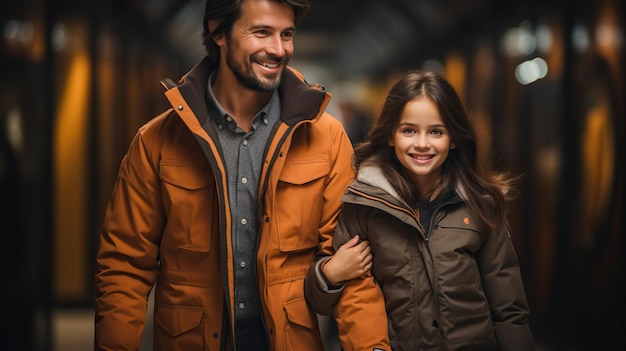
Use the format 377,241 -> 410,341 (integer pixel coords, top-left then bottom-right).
205,70 -> 280,340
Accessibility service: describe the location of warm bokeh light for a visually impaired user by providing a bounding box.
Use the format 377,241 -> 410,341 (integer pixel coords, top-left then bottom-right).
52,19 -> 91,301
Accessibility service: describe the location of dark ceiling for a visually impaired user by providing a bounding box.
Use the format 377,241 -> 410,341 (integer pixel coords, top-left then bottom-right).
295,0 -> 498,78
106,0 -> 550,80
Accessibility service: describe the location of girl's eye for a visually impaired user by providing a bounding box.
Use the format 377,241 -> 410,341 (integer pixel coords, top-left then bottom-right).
402,128 -> 416,134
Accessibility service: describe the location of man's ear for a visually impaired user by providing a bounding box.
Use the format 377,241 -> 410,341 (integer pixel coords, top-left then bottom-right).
208,21 -> 225,45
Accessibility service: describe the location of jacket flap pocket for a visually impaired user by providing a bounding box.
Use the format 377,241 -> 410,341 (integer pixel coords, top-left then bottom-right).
155,305 -> 203,336
283,298 -> 315,330
160,162 -> 212,190
279,156 -> 328,185
165,266 -> 221,288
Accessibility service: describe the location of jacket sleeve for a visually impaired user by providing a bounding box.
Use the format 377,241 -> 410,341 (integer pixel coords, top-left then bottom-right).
304,198 -> 358,315
476,224 -> 536,351
304,113 -> 355,311
304,256 -> 345,315
315,113 -> 356,259
94,127 -> 164,351
328,204 -> 391,351
305,194 -> 391,350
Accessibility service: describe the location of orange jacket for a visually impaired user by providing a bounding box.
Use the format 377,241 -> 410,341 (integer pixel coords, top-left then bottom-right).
94,57 -> 355,351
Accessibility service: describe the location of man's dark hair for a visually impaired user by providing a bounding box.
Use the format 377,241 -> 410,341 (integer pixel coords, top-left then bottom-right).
202,0 -> 311,66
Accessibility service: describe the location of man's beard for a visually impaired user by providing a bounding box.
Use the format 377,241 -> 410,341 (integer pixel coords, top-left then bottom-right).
226,47 -> 287,92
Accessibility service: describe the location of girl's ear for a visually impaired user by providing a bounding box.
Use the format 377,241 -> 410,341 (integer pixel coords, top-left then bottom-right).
450,142 -> 456,149
388,140 -> 394,147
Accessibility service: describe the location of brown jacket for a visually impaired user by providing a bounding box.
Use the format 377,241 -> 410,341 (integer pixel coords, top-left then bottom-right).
306,166 -> 535,351
94,57 -> 355,351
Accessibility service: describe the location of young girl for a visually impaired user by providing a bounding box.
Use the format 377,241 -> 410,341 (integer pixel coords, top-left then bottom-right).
305,71 -> 535,350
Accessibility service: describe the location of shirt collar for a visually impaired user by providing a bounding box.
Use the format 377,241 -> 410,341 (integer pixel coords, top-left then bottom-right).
206,69 -> 279,132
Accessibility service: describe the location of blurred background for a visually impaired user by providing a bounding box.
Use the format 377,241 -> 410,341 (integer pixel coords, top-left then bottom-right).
1,0 -> 623,350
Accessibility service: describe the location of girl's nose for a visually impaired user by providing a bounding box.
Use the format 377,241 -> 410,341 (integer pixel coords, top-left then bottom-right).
414,134 -> 430,148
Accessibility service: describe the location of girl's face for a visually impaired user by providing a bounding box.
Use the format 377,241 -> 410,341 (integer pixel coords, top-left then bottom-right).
390,97 -> 454,196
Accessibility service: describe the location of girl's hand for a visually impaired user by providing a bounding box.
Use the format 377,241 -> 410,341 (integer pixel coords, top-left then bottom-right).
322,235 -> 373,285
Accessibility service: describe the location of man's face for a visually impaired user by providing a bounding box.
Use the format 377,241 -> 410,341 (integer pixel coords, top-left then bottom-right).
220,0 -> 296,92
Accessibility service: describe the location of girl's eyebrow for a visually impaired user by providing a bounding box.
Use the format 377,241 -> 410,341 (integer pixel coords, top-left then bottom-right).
398,122 -> 446,128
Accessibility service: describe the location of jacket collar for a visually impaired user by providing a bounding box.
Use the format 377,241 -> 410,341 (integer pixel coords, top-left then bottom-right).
167,56 -> 329,127
355,165 -> 402,200
278,66 -> 328,126
354,164 -> 464,206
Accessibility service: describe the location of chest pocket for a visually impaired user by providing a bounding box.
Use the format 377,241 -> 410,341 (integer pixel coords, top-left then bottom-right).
430,213 -> 485,289
432,212 -> 485,253
275,156 -> 329,252
160,161 -> 217,252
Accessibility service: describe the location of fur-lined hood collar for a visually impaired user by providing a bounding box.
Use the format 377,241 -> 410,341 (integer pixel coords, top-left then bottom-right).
353,164 -> 468,203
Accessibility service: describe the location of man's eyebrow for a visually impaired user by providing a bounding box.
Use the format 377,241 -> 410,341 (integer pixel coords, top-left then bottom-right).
248,24 -> 296,32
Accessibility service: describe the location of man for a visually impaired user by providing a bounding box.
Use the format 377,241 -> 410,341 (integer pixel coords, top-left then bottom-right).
94,0 -> 358,350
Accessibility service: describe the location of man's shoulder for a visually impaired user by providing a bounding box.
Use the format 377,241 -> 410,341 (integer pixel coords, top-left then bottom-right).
314,111 -> 347,131
137,108 -> 184,137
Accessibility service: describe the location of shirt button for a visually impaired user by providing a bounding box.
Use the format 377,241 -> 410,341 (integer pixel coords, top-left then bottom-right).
243,139 -> 248,146
241,177 -> 248,184
226,116 -> 233,122
263,118 -> 269,124
238,303 -> 245,310
240,261 -> 246,268
241,218 -> 247,225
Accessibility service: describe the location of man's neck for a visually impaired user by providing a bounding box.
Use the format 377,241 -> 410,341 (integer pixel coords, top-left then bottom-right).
212,72 -> 273,132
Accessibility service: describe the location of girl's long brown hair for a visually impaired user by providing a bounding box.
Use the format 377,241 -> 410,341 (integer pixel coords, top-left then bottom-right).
353,71 -> 519,231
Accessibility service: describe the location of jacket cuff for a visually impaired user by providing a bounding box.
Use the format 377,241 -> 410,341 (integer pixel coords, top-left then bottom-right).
316,257 -> 345,293
493,323 -> 536,350
304,257 -> 345,315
